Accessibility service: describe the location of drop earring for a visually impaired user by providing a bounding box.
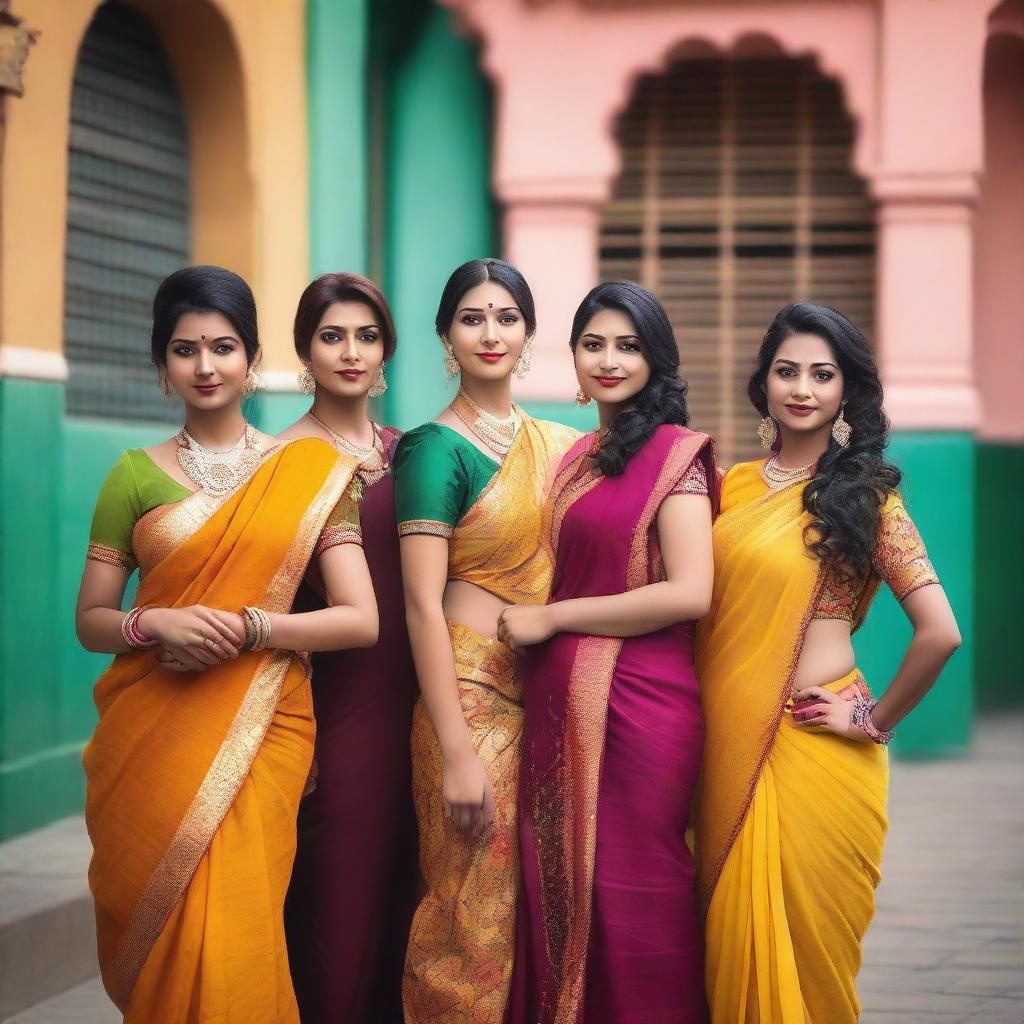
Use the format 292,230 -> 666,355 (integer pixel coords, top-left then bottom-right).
298,364 -> 315,396
575,386 -> 592,407
368,368 -> 388,398
757,415 -> 778,449
159,375 -> 172,401
831,405 -> 852,448
443,343 -> 459,383
513,338 -> 533,379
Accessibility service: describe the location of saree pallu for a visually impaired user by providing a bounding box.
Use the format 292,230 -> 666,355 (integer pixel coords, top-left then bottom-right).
286,428 -> 418,1024
695,463 -> 889,1024
83,439 -> 356,1022
403,415 -> 578,1024
511,424 -> 716,1024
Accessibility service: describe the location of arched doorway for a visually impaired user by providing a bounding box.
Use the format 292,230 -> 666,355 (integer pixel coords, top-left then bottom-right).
63,0 -> 189,422
600,56 -> 875,465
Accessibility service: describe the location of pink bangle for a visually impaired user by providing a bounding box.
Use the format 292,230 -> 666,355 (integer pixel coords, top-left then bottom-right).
121,605 -> 157,650
851,697 -> 894,745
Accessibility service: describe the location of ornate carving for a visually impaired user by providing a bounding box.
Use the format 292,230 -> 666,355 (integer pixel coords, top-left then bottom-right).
0,2 -> 39,97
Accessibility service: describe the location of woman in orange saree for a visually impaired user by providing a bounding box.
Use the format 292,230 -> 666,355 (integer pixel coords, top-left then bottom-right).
394,259 -> 577,1023
76,267 -> 378,1022
695,303 -> 961,1024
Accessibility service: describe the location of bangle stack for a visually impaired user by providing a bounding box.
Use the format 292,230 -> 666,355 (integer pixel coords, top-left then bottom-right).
851,697 -> 894,745
241,606 -> 272,652
121,606 -> 157,650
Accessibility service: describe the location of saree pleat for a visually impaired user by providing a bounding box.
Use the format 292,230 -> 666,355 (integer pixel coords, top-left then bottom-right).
84,439 -> 356,1020
696,464 -> 889,1024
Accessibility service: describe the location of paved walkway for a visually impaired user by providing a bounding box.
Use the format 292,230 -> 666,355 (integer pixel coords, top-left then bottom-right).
4,716 -> 1022,1022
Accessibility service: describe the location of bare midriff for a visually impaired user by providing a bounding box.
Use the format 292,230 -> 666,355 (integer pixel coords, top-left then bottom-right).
792,618 -> 857,690
442,579 -> 510,639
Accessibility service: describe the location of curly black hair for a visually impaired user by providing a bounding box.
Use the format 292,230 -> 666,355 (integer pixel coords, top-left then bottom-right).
570,281 -> 689,477
748,302 -> 901,578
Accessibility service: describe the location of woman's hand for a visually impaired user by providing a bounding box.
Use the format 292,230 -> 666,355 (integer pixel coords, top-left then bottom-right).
496,604 -> 557,652
143,606 -> 242,670
791,687 -> 872,742
442,747 -> 495,836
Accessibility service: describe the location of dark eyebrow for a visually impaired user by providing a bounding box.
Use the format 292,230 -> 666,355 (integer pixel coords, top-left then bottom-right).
772,358 -> 837,369
457,306 -> 521,314
582,332 -> 640,341
319,323 -> 381,332
171,335 -> 236,344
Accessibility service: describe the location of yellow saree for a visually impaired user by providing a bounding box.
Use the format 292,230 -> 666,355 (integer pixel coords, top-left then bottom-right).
401,415 -> 577,1024
83,439 -> 357,1022
695,462 -> 888,1024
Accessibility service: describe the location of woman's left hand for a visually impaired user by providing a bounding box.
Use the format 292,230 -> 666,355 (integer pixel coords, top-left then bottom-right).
791,686 -> 872,742
496,604 -> 557,652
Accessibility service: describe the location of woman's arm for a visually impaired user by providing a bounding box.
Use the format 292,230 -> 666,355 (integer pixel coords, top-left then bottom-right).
401,534 -> 494,835
497,492 -> 713,649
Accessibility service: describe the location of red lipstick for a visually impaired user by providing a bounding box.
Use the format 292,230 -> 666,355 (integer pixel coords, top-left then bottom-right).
595,376 -> 625,388
336,369 -> 365,381
785,404 -> 815,417
476,352 -> 504,364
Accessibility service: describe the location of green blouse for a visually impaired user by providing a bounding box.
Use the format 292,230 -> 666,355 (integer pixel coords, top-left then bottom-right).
87,446 -> 361,573
393,423 -> 499,538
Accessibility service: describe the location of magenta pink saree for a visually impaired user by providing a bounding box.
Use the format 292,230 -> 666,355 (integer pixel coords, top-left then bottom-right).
510,424 -> 716,1024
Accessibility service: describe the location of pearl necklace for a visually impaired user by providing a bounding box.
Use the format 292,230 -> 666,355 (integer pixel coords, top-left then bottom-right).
177,424 -> 262,496
451,388 -> 521,459
761,452 -> 816,490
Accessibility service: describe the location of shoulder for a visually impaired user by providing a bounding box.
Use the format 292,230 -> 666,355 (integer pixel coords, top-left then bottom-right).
394,421 -> 448,459
524,414 -> 583,452
275,417 -> 314,442
280,435 -> 337,459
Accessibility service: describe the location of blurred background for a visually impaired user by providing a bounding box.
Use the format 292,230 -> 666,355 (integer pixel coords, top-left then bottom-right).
0,0 -> 1020,1020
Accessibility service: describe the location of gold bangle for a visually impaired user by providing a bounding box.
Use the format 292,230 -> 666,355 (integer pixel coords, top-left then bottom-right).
241,606 -> 272,652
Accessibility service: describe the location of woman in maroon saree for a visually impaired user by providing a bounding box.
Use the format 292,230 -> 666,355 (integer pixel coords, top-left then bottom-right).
500,282 -> 717,1024
280,274 -> 417,1023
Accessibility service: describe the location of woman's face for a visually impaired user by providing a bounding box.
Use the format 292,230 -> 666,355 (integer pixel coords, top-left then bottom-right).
162,311 -> 250,411
444,280 -> 527,383
307,300 -> 385,399
764,332 -> 845,438
573,306 -> 651,408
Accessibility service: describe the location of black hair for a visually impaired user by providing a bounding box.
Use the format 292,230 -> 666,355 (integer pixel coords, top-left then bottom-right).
748,302 -> 901,578
151,265 -> 260,367
570,281 -> 689,476
434,258 -> 537,339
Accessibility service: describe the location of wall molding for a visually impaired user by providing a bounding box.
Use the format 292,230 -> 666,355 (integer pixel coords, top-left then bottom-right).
0,346 -> 69,381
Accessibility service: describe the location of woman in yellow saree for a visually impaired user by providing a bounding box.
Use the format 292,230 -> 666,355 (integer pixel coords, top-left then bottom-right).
394,259 -> 577,1023
695,302 -> 962,1024
76,267 -> 378,1022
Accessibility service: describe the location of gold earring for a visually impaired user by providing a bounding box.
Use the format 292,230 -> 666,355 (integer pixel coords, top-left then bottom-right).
241,366 -> 262,400
298,364 -> 315,396
442,343 -> 459,383
575,386 -> 592,407
757,416 -> 778,449
513,337 -> 533,379
159,375 -> 172,401
831,406 -> 852,448
368,367 -> 388,398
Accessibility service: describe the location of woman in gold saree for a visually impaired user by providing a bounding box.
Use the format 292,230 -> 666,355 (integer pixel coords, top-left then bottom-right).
394,259 -> 577,1023
695,302 -> 961,1024
76,266 -> 378,1022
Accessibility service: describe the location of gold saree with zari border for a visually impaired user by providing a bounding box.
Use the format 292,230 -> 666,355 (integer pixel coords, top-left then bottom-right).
695,462 -> 887,1023
84,439 -> 357,1022
402,414 -> 577,1024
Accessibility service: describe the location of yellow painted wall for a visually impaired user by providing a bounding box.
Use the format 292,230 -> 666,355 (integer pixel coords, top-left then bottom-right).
0,0 -> 308,373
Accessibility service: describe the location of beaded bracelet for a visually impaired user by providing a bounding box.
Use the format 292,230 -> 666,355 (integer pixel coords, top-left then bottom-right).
241,606 -> 272,652
121,605 -> 158,650
850,697 -> 894,745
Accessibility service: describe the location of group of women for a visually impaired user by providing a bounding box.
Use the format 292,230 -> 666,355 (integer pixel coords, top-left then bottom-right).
77,257 -> 961,1024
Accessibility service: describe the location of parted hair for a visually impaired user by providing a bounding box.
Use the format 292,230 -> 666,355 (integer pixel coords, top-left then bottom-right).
434,258 -> 537,339
293,273 -> 397,362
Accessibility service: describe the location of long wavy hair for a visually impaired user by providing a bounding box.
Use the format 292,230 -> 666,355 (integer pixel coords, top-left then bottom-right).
748,302 -> 901,578
571,281 -> 689,476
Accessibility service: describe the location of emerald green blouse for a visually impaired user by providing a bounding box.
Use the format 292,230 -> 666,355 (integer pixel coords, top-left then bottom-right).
393,423 -> 499,538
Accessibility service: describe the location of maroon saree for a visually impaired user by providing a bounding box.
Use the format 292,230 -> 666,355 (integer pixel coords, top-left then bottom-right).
510,424 -> 717,1024
285,425 -> 418,1024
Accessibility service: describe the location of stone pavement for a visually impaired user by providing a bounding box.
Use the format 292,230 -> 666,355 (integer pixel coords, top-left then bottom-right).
3,716 -> 1021,1022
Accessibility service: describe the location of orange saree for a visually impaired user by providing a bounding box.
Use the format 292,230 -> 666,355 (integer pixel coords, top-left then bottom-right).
83,439 -> 356,1022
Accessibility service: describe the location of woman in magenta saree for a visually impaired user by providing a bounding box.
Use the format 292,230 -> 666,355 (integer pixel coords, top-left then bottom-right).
501,283 -> 717,1024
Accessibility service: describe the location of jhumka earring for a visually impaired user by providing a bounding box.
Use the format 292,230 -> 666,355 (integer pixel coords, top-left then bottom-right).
832,405 -> 852,448
513,338 -> 533,379
298,363 -> 315,396
443,343 -> 459,383
241,365 -> 263,400
757,415 -> 778,449
159,375 -> 172,401
368,368 -> 388,398
575,386 -> 592,407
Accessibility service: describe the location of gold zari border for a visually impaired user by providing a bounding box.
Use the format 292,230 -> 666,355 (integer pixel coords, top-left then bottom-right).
87,543 -> 134,573
312,524 -> 364,560
398,518 -> 454,539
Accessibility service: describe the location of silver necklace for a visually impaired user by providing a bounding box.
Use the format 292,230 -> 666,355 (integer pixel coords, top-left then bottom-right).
177,424 -> 262,496
451,388 -> 521,459
761,452 -> 816,490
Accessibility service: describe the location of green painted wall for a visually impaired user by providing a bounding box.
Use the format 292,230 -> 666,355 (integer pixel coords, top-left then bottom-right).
853,431 -> 974,759
307,0 -> 369,277
379,2 -> 496,430
974,441 -> 1023,710
521,400 -> 599,433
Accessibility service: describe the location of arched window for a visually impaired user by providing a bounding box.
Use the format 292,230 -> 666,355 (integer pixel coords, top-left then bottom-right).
64,1 -> 189,422
600,56 -> 874,464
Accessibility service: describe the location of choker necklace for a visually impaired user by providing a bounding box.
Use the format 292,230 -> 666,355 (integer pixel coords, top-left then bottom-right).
177,424 -> 262,496
761,452 -> 816,490
451,388 -> 521,459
